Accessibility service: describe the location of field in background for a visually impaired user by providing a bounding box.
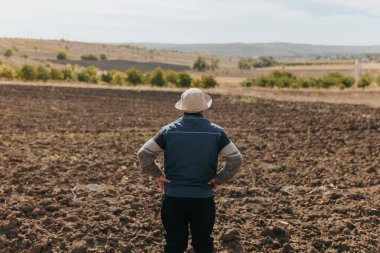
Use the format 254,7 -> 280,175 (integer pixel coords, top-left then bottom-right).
1,38 -> 380,87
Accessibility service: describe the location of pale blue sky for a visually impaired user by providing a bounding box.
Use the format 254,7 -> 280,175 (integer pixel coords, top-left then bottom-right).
1,0 -> 379,45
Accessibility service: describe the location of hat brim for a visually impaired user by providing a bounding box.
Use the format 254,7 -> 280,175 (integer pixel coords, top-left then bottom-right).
175,93 -> 212,113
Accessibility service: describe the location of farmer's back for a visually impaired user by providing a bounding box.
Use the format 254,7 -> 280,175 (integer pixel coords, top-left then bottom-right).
158,114 -> 223,197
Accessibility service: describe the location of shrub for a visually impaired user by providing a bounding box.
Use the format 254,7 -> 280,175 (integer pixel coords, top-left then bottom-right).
56,51 -> 68,60
297,78 -> 311,88
201,76 -> 218,89
111,70 -> 125,85
36,65 -> 50,81
270,72 -> 294,88
253,56 -> 276,68
191,78 -> 202,88
341,76 -> 355,89
150,68 -> 166,87
289,81 -> 301,89
193,56 -> 209,72
265,70 -> 297,88
142,73 -> 151,84
4,49 -> 13,58
238,57 -> 251,70
358,75 -> 372,88
164,71 -> 178,85
176,73 -> 192,88
271,70 -> 295,79
240,71 -> 356,90
100,53 -> 107,60
126,68 -> 143,85
77,66 -> 99,83
17,64 -> 37,81
376,75 -> 380,86
318,72 -> 345,88
304,72 -> 354,89
240,78 -> 255,88
81,54 -> 98,61
62,65 -> 77,81
0,65 -> 15,80
50,68 -> 65,80
101,72 -> 113,83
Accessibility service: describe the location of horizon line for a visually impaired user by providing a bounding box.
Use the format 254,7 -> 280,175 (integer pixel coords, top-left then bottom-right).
1,36 -> 380,47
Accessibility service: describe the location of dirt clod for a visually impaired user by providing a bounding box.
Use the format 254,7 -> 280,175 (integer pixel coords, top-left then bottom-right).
221,228 -> 239,242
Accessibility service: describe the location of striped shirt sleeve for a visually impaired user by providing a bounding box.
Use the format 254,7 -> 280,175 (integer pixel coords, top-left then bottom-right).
137,129 -> 165,178
215,131 -> 243,184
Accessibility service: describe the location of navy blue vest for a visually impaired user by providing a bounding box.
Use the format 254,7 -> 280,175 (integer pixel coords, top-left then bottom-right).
162,115 -> 222,198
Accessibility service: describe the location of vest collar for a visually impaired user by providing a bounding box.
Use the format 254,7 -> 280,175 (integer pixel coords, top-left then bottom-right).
182,112 -> 205,119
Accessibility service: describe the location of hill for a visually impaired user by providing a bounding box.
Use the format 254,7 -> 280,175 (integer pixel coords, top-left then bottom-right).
135,42 -> 380,57
0,38 -> 196,70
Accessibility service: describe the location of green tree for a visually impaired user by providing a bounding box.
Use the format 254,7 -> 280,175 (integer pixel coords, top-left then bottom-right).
358,75 -> 372,88
176,73 -> 192,88
341,76 -> 355,89
193,56 -> 209,72
81,54 -> 98,61
101,72 -> 113,83
164,71 -> 179,85
4,49 -> 13,58
238,57 -> 251,70
17,64 -> 37,81
126,68 -> 143,85
253,56 -> 276,68
50,68 -> 65,80
142,73 -> 152,84
0,65 -> 15,80
111,70 -> 125,85
201,76 -> 218,89
240,78 -> 256,88
150,68 -> 166,87
100,53 -> 107,60
191,78 -> 202,88
37,65 -> 50,81
62,64 -> 77,81
77,66 -> 99,83
318,72 -> 344,88
56,51 -> 68,60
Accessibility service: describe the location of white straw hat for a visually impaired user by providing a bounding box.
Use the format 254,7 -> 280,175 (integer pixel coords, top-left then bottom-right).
175,88 -> 212,113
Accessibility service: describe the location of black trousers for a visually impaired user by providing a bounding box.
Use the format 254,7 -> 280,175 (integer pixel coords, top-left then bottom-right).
160,194 -> 215,253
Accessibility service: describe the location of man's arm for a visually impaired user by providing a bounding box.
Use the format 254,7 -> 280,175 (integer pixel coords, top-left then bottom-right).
137,138 -> 164,178
214,132 -> 243,184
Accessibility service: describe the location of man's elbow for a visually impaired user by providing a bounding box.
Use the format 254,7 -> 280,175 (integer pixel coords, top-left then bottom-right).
236,154 -> 243,166
137,146 -> 145,158
228,153 -> 243,168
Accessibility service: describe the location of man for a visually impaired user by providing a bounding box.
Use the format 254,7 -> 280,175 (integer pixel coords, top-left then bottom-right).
137,88 -> 243,253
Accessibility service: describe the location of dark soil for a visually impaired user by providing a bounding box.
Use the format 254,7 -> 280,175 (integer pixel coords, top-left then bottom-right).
0,84 -> 379,252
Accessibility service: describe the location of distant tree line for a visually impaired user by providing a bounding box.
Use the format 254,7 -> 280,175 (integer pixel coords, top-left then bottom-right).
192,56 -> 219,72
0,64 -> 218,89
56,52 -> 108,61
241,70 -> 377,89
238,56 -> 276,70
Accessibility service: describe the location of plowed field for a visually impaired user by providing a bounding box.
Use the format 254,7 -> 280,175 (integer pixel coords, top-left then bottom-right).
0,84 -> 379,253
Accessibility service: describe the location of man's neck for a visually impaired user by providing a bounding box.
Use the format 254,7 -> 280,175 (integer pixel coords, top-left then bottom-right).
184,112 -> 203,117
